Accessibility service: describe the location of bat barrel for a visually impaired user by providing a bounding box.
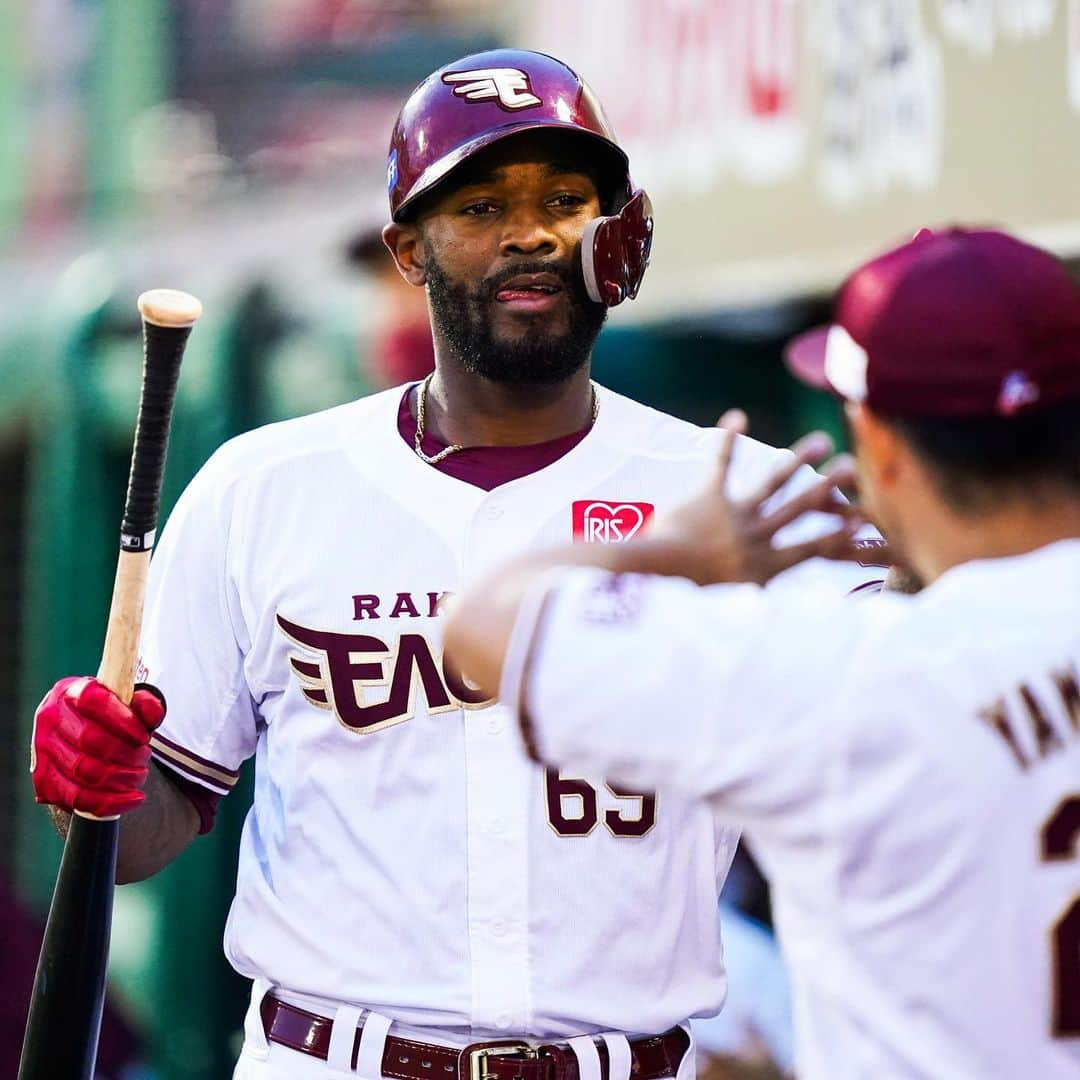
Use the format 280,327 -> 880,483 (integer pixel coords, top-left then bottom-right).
18,816 -> 119,1080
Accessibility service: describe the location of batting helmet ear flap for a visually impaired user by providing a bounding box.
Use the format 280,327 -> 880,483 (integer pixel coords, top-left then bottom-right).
581,189 -> 654,307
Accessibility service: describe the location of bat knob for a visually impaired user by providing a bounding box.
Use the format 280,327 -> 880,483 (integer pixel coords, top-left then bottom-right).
137,289 -> 202,329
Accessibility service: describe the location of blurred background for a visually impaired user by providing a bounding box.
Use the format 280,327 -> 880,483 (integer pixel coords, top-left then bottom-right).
1,1 -> 1077,1077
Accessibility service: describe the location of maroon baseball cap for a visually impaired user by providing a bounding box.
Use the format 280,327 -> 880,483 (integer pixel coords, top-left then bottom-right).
785,228 -> 1080,418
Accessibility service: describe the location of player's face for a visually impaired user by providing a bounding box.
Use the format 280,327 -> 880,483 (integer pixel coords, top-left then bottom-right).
411,136 -> 608,383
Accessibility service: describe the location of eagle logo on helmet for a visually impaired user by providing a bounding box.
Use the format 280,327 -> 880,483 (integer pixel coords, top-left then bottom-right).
441,67 -> 542,111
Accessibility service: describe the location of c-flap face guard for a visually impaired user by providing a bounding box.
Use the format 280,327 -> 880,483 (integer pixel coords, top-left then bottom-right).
580,189 -> 654,307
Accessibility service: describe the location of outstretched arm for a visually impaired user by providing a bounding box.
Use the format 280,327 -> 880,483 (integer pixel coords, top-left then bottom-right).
445,426 -> 858,696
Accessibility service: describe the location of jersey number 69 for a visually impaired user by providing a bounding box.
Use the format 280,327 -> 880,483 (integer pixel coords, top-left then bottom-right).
545,769 -> 657,838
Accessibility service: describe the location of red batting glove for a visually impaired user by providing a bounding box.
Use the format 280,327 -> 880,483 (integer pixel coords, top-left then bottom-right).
31,676 -> 166,818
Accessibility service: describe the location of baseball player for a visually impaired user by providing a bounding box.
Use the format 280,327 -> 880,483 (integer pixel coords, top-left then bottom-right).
29,51 -> 882,1079
444,227 -> 1080,1079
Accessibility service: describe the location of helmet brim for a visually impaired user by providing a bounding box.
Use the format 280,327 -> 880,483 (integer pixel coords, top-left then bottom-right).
392,122 -> 630,222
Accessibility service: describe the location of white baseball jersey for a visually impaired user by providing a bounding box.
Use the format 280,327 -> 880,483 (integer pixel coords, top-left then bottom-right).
500,541 -> 1080,1076
139,383 -> 877,1043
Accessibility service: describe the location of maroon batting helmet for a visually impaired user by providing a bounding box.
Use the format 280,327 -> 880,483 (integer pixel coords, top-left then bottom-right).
386,49 -> 653,306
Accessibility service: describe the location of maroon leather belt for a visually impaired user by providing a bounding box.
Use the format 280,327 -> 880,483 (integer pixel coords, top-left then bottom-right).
261,995 -> 690,1080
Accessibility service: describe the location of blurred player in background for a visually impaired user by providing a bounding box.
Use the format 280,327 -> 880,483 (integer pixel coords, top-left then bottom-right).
446,227 -> 1080,1079
692,910 -> 793,1079
691,849 -> 793,1080
30,50 -> 880,1078
346,218 -> 435,387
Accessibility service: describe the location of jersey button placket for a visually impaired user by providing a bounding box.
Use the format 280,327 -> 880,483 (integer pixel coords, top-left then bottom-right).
463,709 -> 531,1033
462,500 -> 531,1036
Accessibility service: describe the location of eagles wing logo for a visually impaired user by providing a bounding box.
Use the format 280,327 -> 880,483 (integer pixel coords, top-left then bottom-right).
441,67 -> 542,111
277,612 -> 493,734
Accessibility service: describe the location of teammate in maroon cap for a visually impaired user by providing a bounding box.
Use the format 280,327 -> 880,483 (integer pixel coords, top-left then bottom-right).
445,226 -> 1080,1078
29,50 -> 880,1078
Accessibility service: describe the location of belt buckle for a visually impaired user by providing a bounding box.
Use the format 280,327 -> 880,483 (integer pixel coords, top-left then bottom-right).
468,1044 -> 539,1080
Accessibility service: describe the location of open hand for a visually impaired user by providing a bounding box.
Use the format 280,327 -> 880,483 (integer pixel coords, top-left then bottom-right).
644,414 -> 861,586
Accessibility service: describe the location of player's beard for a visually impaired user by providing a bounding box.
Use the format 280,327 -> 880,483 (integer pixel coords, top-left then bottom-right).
425,256 -> 607,385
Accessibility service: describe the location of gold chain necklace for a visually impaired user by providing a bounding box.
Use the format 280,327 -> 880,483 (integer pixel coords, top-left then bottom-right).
413,374 -> 599,466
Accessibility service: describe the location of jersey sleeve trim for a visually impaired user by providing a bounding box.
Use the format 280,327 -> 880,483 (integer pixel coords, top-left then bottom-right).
149,731 -> 241,796
847,579 -> 885,596
154,763 -> 222,834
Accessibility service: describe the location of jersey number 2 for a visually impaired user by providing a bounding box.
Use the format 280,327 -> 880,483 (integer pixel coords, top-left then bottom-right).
545,770 -> 656,838
1042,794 -> 1080,1037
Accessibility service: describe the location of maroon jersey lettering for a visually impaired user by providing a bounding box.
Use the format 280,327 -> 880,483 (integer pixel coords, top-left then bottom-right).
278,614 -> 460,732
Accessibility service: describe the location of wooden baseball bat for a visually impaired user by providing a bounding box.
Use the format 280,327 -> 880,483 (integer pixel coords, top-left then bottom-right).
19,289 -> 202,1080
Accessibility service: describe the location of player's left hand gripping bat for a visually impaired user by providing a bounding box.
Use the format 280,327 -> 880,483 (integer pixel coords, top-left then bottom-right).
18,289 -> 202,1080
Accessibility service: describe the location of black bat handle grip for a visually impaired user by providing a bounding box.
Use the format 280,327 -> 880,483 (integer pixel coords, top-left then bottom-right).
120,321 -> 190,552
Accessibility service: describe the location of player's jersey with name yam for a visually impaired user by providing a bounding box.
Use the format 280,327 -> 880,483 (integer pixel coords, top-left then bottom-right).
502,542 -> 1080,1075
139,384 -> 877,1040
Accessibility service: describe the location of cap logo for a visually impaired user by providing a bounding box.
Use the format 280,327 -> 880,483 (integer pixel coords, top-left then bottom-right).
441,67 -> 542,111
997,370 -> 1040,416
823,325 -> 869,402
